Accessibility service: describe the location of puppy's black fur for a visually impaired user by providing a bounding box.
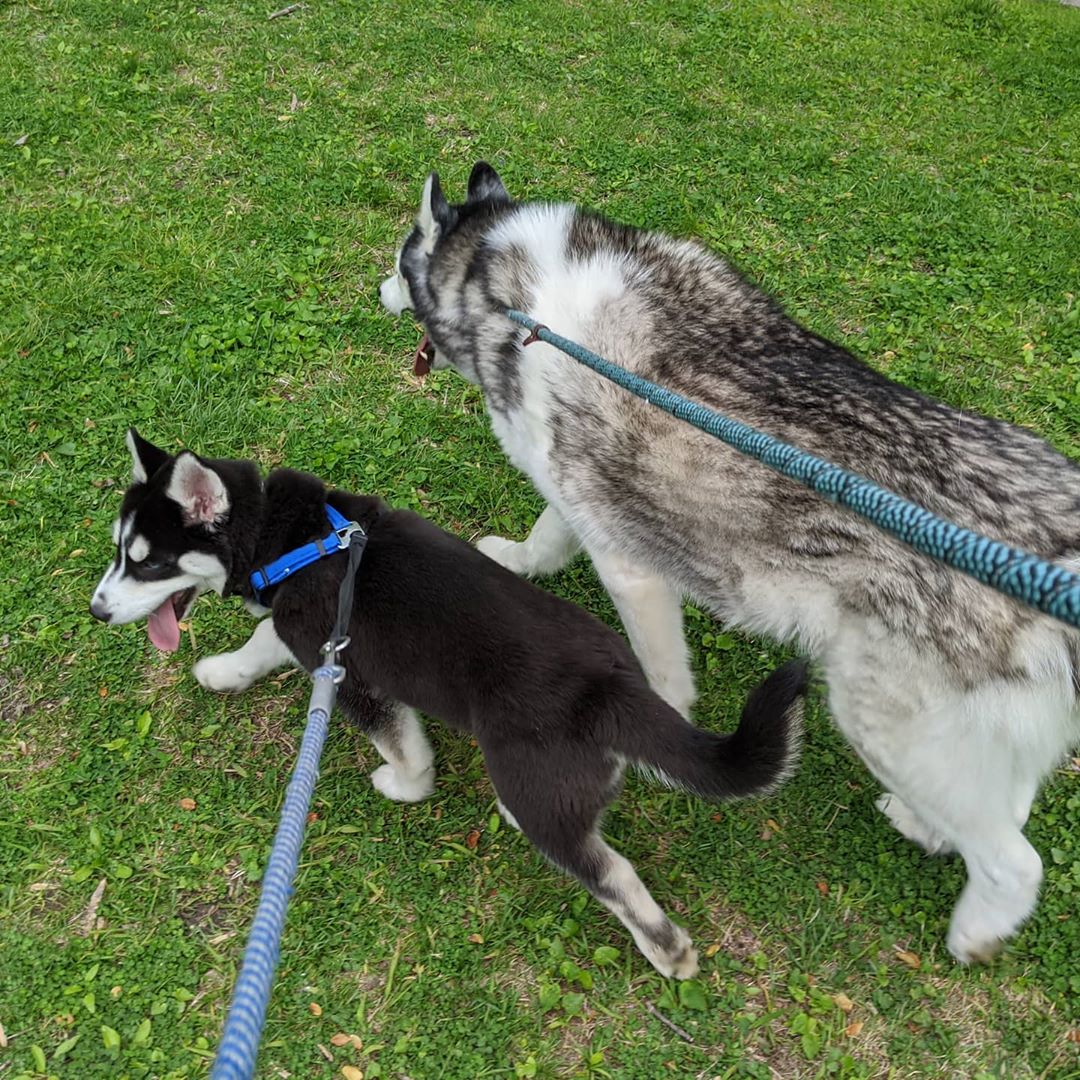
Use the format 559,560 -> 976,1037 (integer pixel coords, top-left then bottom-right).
96,439 -> 807,977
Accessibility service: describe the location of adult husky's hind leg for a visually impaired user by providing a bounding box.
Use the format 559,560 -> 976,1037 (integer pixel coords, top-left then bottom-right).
476,504 -> 581,576
826,656 -> 1048,962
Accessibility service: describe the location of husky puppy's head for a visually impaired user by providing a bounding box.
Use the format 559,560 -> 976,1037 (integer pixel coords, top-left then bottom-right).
380,161 -> 511,374
90,430 -> 234,652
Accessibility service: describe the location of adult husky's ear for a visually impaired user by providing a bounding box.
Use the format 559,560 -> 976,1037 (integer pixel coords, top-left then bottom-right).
466,161 -> 509,205
166,452 -> 230,528
126,428 -> 170,484
416,172 -> 455,243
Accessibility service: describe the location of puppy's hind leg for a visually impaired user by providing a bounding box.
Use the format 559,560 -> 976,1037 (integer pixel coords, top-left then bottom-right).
193,617 -> 296,693
369,702 -> 436,803
476,504 -> 581,577
486,746 -> 697,978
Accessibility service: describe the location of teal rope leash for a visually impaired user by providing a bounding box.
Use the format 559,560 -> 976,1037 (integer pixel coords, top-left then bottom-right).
505,309 -> 1080,632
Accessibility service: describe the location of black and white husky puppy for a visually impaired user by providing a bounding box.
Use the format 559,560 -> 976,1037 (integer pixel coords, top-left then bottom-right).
380,162 -> 1080,963
89,430 -> 807,978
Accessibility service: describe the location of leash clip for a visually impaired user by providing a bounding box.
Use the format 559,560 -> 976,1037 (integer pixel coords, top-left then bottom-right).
521,323 -> 548,347
319,637 -> 350,679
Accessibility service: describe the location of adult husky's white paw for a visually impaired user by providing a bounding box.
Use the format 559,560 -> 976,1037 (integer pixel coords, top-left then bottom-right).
876,793 -> 954,855
193,655 -> 254,694
476,535 -> 528,574
371,764 -> 435,803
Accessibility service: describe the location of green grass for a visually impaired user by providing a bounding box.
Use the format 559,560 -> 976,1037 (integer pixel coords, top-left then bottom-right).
2,0 -> 1079,1076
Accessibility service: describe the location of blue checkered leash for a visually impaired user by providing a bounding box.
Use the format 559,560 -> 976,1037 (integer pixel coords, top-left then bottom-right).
504,309 -> 1080,631
211,508 -> 370,1080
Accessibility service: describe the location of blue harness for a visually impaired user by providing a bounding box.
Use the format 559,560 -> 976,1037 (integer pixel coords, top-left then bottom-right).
249,504 -> 367,604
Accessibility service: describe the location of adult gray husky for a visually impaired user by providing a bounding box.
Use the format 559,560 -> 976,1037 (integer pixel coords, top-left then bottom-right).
381,162 -> 1080,963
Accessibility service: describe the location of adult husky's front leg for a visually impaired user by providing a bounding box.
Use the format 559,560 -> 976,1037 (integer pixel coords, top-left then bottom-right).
589,548 -> 696,718
193,617 -> 296,693
476,504 -> 581,577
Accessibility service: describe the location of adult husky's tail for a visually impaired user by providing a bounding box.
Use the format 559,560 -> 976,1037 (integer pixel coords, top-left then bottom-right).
616,659 -> 809,800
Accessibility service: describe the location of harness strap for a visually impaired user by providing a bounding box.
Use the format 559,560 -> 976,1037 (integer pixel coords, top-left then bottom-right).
321,526 -> 370,662
249,504 -> 363,604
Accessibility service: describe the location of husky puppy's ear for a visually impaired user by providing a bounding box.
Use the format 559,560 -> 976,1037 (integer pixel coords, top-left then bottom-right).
166,452 -> 230,528
416,172 -> 455,241
466,161 -> 509,205
126,428 -> 171,483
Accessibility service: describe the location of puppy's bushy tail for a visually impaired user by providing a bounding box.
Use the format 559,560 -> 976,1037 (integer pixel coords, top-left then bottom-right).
617,659 -> 809,800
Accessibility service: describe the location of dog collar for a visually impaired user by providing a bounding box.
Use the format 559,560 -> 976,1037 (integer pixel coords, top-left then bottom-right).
249,504 -> 367,604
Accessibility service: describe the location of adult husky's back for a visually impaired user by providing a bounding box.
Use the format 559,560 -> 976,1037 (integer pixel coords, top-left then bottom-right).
473,200 -> 1080,677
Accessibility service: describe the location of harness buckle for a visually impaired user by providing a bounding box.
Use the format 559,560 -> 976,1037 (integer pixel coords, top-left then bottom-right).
335,522 -> 366,548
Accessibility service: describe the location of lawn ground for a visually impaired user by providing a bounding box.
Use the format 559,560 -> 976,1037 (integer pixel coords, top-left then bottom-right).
1,0 -> 1079,1077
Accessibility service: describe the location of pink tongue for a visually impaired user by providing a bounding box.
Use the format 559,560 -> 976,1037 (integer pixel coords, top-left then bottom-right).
147,597 -> 181,652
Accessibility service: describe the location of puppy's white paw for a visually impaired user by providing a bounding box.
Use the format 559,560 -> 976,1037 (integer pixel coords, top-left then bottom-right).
647,926 -> 699,980
371,764 -> 435,803
476,535 -> 527,574
193,655 -> 253,694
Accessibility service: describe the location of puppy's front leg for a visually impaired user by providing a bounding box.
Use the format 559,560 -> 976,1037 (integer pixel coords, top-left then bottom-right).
193,617 -> 296,693
369,702 -> 436,803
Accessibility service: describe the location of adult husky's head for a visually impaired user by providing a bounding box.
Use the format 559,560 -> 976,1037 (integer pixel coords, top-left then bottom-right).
380,161 -> 512,375
90,430 -> 241,652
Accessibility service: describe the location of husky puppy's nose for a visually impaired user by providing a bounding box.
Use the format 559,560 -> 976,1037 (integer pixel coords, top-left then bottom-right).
89,598 -> 111,623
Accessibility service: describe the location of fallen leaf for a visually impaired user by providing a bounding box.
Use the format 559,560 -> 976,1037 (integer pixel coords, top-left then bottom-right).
704,943 -> 721,958
341,1067 -> 364,1080
69,548 -> 85,558
84,418 -> 96,429
330,1033 -> 351,1047
467,933 -> 484,944
349,1035 -> 363,1050
76,878 -> 107,937
894,948 -> 921,970
833,993 -> 854,1013
14,134 -> 28,146
465,830 -> 480,850
317,1043 -> 333,1062
844,1020 -> 864,1038
1065,1030 -> 1080,1043
99,686 -> 109,698
309,1001 -> 322,1016
110,986 -> 122,998
0,1022 -> 6,1048
179,798 -> 197,811
307,811 -> 319,823
765,818 -> 781,832
815,880 -> 829,896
